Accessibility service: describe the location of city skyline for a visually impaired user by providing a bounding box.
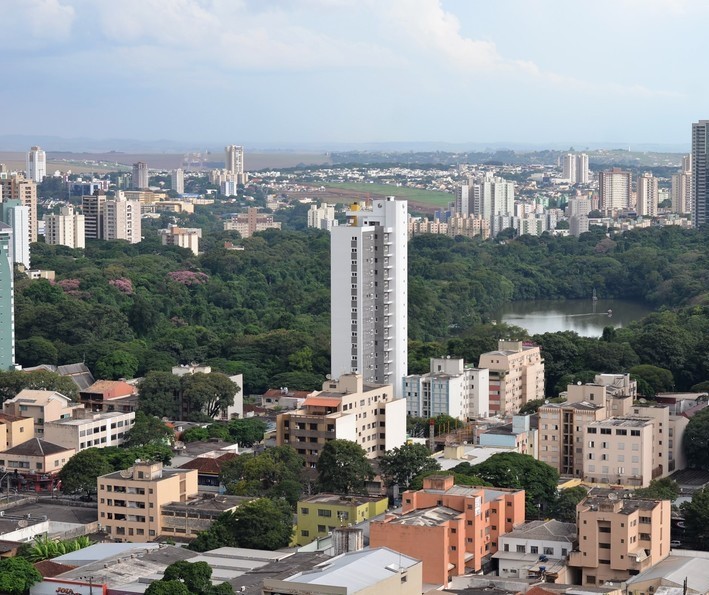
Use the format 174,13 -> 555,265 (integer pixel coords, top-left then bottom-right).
3,0 -> 706,146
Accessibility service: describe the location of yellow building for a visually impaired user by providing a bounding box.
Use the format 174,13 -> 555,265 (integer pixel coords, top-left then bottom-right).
0,412 -> 34,450
295,493 -> 389,546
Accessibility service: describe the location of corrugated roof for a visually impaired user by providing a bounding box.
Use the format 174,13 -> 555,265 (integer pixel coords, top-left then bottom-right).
303,396 -> 341,408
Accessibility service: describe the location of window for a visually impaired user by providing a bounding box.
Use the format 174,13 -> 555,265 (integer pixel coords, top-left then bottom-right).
301,508 -> 309,515
543,547 -> 554,555
318,525 -> 326,532
530,546 -> 538,554
301,530 -> 310,537
517,545 -> 526,553
317,509 -> 332,517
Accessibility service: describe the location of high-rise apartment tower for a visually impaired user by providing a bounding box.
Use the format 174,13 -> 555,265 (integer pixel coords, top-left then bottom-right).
131,162 -> 149,190
692,121 -> 709,226
0,223 -> 15,370
27,146 -> 46,183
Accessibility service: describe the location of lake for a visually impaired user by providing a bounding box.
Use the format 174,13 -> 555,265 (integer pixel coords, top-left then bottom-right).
495,299 -> 654,337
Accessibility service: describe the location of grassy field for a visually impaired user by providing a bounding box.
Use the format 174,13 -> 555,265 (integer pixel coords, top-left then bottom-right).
321,182 -> 451,207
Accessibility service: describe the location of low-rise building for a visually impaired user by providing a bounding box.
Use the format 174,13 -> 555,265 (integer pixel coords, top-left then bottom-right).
0,438 -> 74,484
276,374 -> 407,468
626,549 -> 709,595
0,412 -> 33,449
370,474 -> 525,586
403,357 -> 489,420
295,493 -> 389,546
568,491 -> 671,585
79,380 -> 139,413
177,450 -> 238,491
158,224 -> 201,255
478,341 -> 544,416
3,390 -> 83,437
478,414 -> 538,457
43,409 -> 135,452
261,387 -> 316,410
223,207 -> 281,238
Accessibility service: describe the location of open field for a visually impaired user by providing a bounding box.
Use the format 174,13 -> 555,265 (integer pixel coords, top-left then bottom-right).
320,182 -> 451,208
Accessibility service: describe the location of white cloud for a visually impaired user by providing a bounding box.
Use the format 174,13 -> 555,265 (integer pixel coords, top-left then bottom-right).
0,0 -> 75,49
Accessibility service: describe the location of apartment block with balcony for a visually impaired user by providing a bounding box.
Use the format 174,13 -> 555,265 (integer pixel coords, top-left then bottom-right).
2,390 -> 83,437
478,341 -> 544,416
44,409 -> 135,452
98,461 -> 198,542
295,493 -> 389,546
369,474 -> 525,586
569,492 -> 670,586
276,374 -> 406,468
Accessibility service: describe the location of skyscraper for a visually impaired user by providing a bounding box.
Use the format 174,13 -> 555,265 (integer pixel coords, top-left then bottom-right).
562,153 -> 589,184
671,154 -> 692,214
0,200 -> 30,268
692,121 -> 709,226
44,205 -> 85,249
453,184 -> 470,215
82,191 -> 106,240
636,172 -> 659,217
171,168 -> 184,195
0,222 -> 15,371
598,168 -> 632,213
225,145 -> 244,175
330,197 -> 407,395
576,153 -> 590,184
471,174 -> 515,236
26,146 -> 46,183
103,191 -> 142,244
0,175 -> 38,243
131,162 -> 149,190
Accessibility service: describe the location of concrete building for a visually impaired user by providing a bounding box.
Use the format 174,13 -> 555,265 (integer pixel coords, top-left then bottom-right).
403,357 -> 489,420
131,162 -> 149,190
276,374 -> 407,468
454,184 -> 470,215
223,206 -> 281,238
225,144 -> 245,180
636,173 -> 659,218
81,191 -> 105,240
26,146 -> 46,183
158,224 -> 201,255
103,191 -> 142,243
330,198 -> 408,394
3,390 -> 83,437
262,547 -> 423,595
495,519 -> 577,582
171,168 -> 184,194
0,200 -> 30,268
626,550 -> 709,595
478,414 -> 537,457
0,438 -> 74,477
370,474 -> 526,585
562,153 -> 590,185
0,175 -> 38,242
0,223 -> 15,371
98,461 -> 199,542
569,492 -> 671,585
447,213 -> 491,239
671,155 -> 692,215
471,174 -> 515,236
477,341 -> 545,416
570,215 -> 590,237
0,412 -> 33,450
79,380 -> 138,413
598,168 -> 632,213
295,493 -> 389,546
43,409 -> 135,452
43,205 -> 85,249
692,120 -> 709,226
307,203 -> 338,231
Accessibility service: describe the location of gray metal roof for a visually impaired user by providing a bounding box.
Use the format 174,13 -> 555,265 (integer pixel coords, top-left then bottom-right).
626,552 -> 709,592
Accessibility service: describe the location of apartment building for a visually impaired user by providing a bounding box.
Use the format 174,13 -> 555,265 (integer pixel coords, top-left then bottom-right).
43,205 -> 85,249
223,207 -> 281,238
569,492 -> 670,585
0,438 -> 74,477
307,203 -> 338,231
0,413 -> 33,450
403,357 -> 489,420
44,409 -> 135,452
276,374 -> 406,468
79,380 -> 139,413
158,224 -> 201,255
0,175 -> 37,243
295,493 -> 389,546
103,191 -> 142,243
2,390 -> 83,437
98,461 -> 198,542
598,168 -> 632,213
370,474 -> 525,585
478,341 -> 544,416
0,223 -> 15,371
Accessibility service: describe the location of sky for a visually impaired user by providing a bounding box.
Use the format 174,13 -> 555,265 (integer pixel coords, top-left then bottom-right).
2,0 -> 706,149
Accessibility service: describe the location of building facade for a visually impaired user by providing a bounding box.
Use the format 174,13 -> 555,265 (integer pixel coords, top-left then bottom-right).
26,146 -> 46,183
276,374 -> 406,468
692,120 -> 709,226
0,200 -> 30,268
44,409 -> 135,452
81,192 -> 105,240
330,198 -> 408,394
158,224 -> 201,255
477,341 -> 545,416
131,162 -> 149,190
222,207 -> 281,238
171,168 -> 184,194
0,223 -> 15,370
103,191 -> 142,243
0,412 -> 33,450
3,389 -> 83,437
43,205 -> 85,249
598,169 -> 632,213
636,173 -> 659,218
307,203 -> 338,231
0,175 -> 37,242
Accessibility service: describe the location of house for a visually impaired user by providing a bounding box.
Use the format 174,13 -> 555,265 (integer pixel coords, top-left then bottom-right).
2,390 -> 83,437
0,438 -> 74,491
79,380 -> 139,413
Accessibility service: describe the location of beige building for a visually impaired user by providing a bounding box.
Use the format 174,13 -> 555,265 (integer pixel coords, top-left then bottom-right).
478,340 -> 544,415
103,191 -> 142,243
0,175 -> 37,242
276,374 -> 407,468
43,205 -> 85,249
569,492 -> 671,585
158,224 -> 201,255
223,207 -> 281,238
0,413 -> 33,450
2,390 -> 83,437
98,461 -> 198,542
44,409 -> 135,452
0,437 -> 74,476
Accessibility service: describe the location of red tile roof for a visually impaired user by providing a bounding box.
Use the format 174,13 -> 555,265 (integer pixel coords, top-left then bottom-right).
178,452 -> 238,474
33,560 -> 78,577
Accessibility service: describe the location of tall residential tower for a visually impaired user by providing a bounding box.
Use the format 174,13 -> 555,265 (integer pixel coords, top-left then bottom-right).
26,146 -> 46,183
330,197 -> 407,395
692,121 -> 709,226
0,223 -> 15,370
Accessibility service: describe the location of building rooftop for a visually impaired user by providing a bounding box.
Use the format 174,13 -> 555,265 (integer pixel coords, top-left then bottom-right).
580,493 -> 663,514
162,493 -> 250,515
177,451 -> 237,474
588,416 -> 652,427
387,505 -> 462,526
300,493 -> 387,507
33,560 -> 78,578
542,401 -> 602,412
6,389 -> 72,405
80,380 -> 136,398
230,552 -> 329,594
500,519 -> 576,543
45,410 -> 132,427
0,412 -> 27,423
626,551 -> 709,593
2,437 -> 73,457
100,467 -> 190,482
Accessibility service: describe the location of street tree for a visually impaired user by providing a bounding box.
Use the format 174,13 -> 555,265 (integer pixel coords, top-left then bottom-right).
317,439 -> 374,494
124,411 -> 174,447
58,448 -> 113,495
144,580 -> 191,595
0,557 -> 43,595
378,443 -> 440,490
137,371 -> 182,419
181,372 -> 238,419
681,486 -> 709,550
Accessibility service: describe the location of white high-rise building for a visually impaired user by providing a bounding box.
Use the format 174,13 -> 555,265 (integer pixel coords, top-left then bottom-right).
636,173 -> 659,217
0,222 -> 15,371
26,146 -> 46,183
672,154 -> 692,214
576,153 -> 590,184
171,169 -> 184,195
562,154 -> 577,182
330,197 -> 407,396
472,174 -> 515,235
562,153 -> 589,184
131,162 -> 149,190
598,168 -> 632,213
225,145 -> 247,185
1,201 -> 30,268
453,184 -> 470,215
103,191 -> 142,244
44,205 -> 85,249
307,203 -> 338,231
692,121 -> 709,227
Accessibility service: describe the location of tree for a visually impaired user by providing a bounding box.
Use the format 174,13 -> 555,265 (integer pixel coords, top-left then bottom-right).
58,448 -> 113,495
634,477 -> 680,501
145,580 -> 191,595
163,561 -> 214,594
225,418 -> 266,447
181,373 -> 238,419
629,364 -> 674,397
378,443 -> 440,490
551,486 -> 587,522
95,350 -> 140,380
684,407 -> 709,470
16,336 -> 58,367
124,411 -> 174,447
317,439 -> 374,494
138,371 -> 182,419
0,557 -> 43,595
681,486 -> 709,550
0,369 -> 79,404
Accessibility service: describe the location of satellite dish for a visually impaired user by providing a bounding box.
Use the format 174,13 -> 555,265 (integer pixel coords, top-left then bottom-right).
577,381 -> 582,385
120,468 -> 133,479
17,520 -> 28,528
608,492 -> 618,501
